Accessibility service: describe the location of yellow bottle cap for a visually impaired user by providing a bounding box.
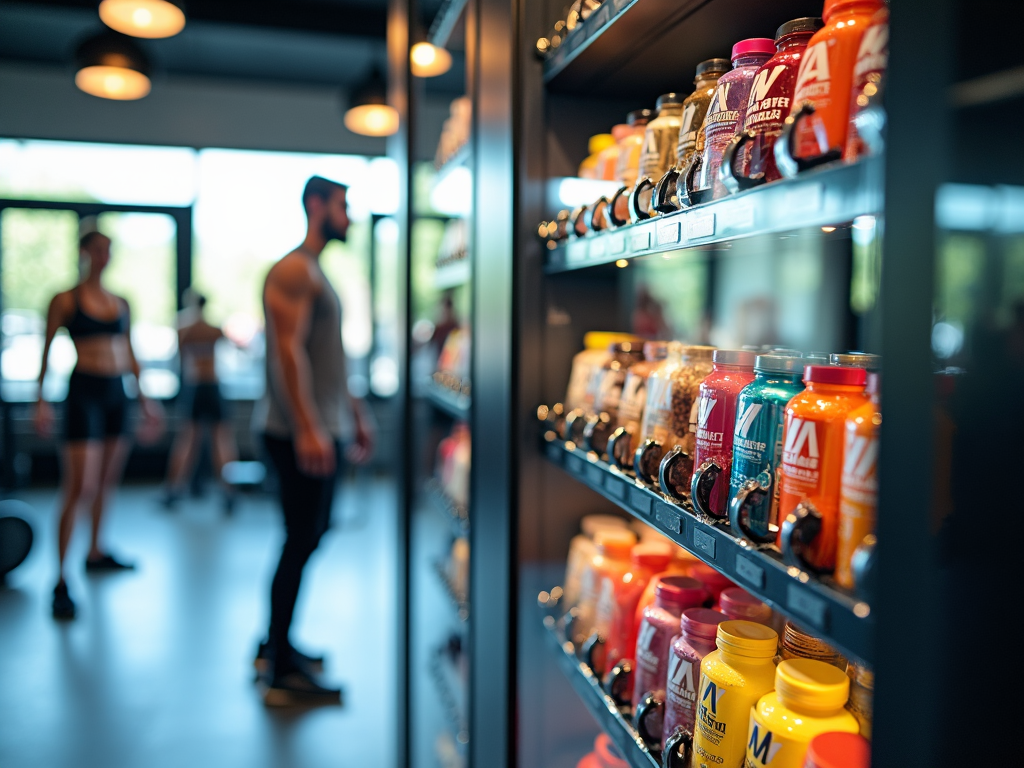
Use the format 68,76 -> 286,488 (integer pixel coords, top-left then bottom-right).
594,528 -> 637,560
582,331 -> 643,350
588,133 -> 616,154
716,620 -> 778,658
775,659 -> 851,714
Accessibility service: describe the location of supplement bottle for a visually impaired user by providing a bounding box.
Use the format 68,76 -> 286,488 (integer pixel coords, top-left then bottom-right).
600,541 -> 673,672
719,588 -> 773,625
693,620 -> 779,768
728,354 -> 805,541
574,528 -> 637,646
564,332 -> 641,413
694,39 -> 775,200
640,94 -> 687,182
630,548 -> 702,652
844,6 -> 889,161
745,659 -> 859,768
802,732 -> 870,768
690,562 -> 736,607
616,109 -> 654,189
662,607 -> 729,749
632,576 -> 709,710
844,661 -> 873,740
690,349 -> 757,518
737,18 -> 822,185
789,0 -> 887,163
562,514 -> 629,609
596,123 -> 631,181
579,133 -> 616,178
835,372 -> 880,588
777,366 -> 868,571
677,58 -> 732,173
777,621 -> 847,671
583,341 -> 645,454
610,341 -> 669,468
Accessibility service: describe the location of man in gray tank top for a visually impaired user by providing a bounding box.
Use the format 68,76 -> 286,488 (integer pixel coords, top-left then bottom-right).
252,176 -> 373,705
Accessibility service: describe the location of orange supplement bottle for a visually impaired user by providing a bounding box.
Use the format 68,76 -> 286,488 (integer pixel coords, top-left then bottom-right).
789,0 -> 886,161
835,373 -> 880,588
777,366 -> 868,572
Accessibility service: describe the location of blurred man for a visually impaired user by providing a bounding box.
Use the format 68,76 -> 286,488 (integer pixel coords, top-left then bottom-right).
252,176 -> 374,705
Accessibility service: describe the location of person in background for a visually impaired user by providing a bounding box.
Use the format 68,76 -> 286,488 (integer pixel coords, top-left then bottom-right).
252,176 -> 374,705
35,231 -> 162,620
160,290 -> 238,512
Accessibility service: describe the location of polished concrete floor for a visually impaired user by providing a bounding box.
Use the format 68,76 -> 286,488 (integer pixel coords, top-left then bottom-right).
0,477 -> 396,768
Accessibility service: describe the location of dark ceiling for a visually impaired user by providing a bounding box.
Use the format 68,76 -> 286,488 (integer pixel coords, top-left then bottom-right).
0,0 -> 464,92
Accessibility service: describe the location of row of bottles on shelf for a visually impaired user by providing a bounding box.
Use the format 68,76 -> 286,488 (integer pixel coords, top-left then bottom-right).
436,96 -> 472,169
538,0 -> 888,244
556,514 -> 871,768
437,422 -> 471,512
542,334 -> 879,590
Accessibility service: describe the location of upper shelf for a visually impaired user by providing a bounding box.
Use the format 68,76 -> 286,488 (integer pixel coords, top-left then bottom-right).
543,437 -> 875,666
543,0 -> 821,99
546,156 -> 883,273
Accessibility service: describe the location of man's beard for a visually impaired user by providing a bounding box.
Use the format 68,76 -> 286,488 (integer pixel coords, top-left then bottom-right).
322,219 -> 347,243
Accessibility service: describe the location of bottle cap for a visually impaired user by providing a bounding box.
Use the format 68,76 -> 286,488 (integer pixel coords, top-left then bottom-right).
770,347 -> 801,355
611,124 -> 631,142
804,732 -> 871,768
775,17 -> 823,41
823,0 -> 884,24
775,658 -> 851,714
643,341 -> 670,361
655,575 -> 709,610
713,349 -> 756,367
805,365 -> 867,387
695,58 -> 731,78
580,514 -> 628,537
594,528 -> 637,559
830,352 -> 881,371
680,607 -> 729,641
716,620 -> 778,658
582,332 -> 643,350
627,108 -> 654,126
630,541 -> 673,572
683,345 -> 716,361
588,134 -> 616,155
719,587 -> 772,623
655,93 -> 685,109
731,38 -> 776,60
689,563 -> 735,599
803,352 -> 830,364
755,354 -> 804,375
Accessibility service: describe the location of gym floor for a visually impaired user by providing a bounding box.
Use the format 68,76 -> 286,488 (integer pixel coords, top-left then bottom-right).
0,477 -> 396,768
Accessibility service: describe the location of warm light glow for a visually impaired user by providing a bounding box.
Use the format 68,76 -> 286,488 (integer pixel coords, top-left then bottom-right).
821,226 -> 836,233
344,104 -> 400,137
410,42 -> 453,77
99,0 -> 186,38
75,65 -> 151,100
615,259 -> 628,268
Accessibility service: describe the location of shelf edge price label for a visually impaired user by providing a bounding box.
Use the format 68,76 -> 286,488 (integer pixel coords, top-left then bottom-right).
720,203 -> 753,233
630,231 -> 651,253
692,527 -> 716,559
685,212 -> 716,240
629,486 -> 652,517
608,234 -> 626,255
734,554 -> 765,588
567,241 -> 588,264
590,237 -> 607,259
657,221 -> 681,246
655,501 -> 682,534
786,584 -> 828,629
782,182 -> 823,219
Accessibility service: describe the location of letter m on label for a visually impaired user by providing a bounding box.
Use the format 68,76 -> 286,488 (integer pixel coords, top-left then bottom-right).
784,416 -> 819,458
748,723 -> 782,765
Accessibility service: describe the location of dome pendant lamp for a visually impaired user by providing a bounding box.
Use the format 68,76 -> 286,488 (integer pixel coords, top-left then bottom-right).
410,42 -> 452,77
75,31 -> 152,101
99,0 -> 186,39
344,68 -> 399,137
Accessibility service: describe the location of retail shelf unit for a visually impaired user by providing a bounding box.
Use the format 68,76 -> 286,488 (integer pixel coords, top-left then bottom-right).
397,0 -> 1021,766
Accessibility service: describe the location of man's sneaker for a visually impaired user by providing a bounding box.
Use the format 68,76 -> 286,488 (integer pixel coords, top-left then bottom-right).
85,553 -> 136,572
52,583 -> 76,620
260,667 -> 343,707
253,642 -> 324,676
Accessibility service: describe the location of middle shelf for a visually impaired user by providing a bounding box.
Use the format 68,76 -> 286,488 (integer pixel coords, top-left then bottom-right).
542,436 -> 874,666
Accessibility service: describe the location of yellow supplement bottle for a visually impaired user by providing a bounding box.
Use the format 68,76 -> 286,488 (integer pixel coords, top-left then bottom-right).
744,659 -> 860,768
693,620 -> 779,768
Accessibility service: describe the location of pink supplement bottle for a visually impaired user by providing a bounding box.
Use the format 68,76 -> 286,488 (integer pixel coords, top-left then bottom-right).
662,608 -> 729,752
718,586 -> 773,625
631,576 -> 709,710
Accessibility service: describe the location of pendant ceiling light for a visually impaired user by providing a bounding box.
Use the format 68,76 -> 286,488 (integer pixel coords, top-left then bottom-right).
344,68 -> 399,137
99,0 -> 186,39
75,31 -> 152,101
410,42 -> 452,78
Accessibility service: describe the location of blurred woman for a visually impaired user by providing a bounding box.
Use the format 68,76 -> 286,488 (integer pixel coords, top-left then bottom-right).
35,231 -> 161,620
160,291 -> 238,511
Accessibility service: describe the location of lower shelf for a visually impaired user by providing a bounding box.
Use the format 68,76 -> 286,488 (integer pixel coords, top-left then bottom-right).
543,436 -> 874,666
433,560 -> 470,621
541,612 -> 659,768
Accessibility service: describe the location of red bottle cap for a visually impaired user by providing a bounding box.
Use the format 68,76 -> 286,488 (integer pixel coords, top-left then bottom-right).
689,563 -> 735,599
719,587 -> 772,623
803,731 -> 871,768
595,733 -> 629,768
655,575 -> 709,610
804,365 -> 867,387
631,541 -> 673,572
731,38 -> 776,60
680,607 -> 729,640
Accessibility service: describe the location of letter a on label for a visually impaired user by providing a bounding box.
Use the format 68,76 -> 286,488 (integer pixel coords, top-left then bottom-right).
701,679 -> 724,714
669,655 -> 695,691
843,433 -> 878,480
784,417 -> 819,458
856,24 -> 889,61
795,41 -> 831,94
637,621 -> 657,652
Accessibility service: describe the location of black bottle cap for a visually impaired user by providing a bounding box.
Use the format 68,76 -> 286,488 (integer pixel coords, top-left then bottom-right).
627,108 -> 654,126
655,93 -> 684,109
695,58 -> 731,78
775,17 -> 823,41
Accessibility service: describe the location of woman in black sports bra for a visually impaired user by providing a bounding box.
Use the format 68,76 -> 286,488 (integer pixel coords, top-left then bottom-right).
34,231 -> 162,620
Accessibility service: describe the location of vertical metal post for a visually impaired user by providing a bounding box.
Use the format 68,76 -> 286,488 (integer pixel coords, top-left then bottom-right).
175,208 -> 193,310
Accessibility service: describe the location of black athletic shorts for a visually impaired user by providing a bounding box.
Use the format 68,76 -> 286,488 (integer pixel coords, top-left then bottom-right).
64,370 -> 129,442
180,382 -> 226,423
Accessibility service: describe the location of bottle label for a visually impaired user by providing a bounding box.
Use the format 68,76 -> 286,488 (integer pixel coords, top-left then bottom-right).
744,65 -> 790,132
664,653 -> 701,736
618,371 -> 647,424
744,713 -> 784,767
780,414 -> 823,495
853,23 -> 888,81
